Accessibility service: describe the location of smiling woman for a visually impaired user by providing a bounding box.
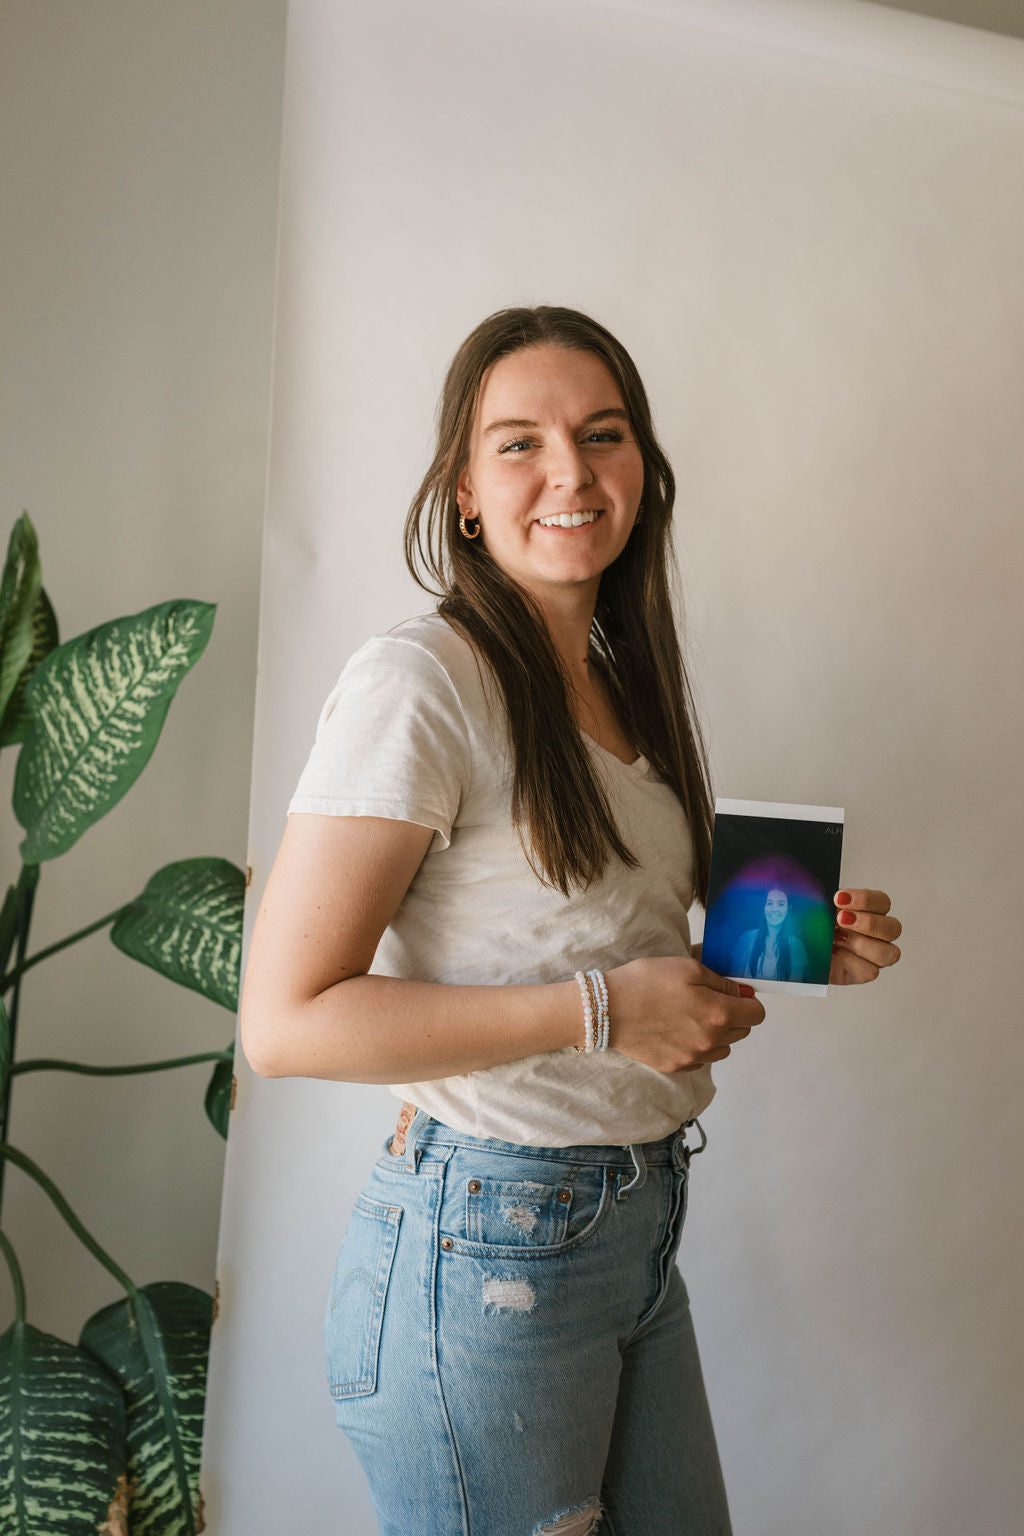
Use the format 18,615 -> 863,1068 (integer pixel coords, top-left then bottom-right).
404,307 -> 716,899
238,304 -> 901,1535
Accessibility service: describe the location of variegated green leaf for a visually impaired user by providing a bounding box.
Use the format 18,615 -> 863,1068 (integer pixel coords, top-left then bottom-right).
0,1318 -> 128,1535
78,1281 -> 212,1536
109,858 -> 244,1011
0,514 -> 43,729
13,598 -> 216,863
0,585 -> 59,748
204,1042 -> 235,1138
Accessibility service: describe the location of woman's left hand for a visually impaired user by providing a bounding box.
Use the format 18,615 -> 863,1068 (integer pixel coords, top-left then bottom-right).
829,888 -> 902,985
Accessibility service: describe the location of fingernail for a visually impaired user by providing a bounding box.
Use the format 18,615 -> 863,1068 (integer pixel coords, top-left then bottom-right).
835,891 -> 852,906
738,983 -> 755,997
839,910 -> 856,926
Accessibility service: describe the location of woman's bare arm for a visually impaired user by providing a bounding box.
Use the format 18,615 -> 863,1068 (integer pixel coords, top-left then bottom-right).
239,813 -> 763,1082
239,814 -> 580,1081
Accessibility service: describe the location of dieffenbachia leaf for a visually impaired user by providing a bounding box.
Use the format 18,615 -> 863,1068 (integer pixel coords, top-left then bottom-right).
0,514 -> 43,731
0,585 -> 59,748
204,1042 -> 235,1138
13,598 -> 216,862
78,1281 -> 212,1536
0,1318 -> 129,1535
110,858 -> 244,1011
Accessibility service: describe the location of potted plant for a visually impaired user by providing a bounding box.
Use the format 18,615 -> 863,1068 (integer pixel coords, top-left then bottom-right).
0,511 -> 244,1534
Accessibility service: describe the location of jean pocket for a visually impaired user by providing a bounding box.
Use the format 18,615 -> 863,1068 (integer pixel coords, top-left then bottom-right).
443,1153 -> 614,1259
324,1195 -> 402,1400
465,1175 -> 572,1246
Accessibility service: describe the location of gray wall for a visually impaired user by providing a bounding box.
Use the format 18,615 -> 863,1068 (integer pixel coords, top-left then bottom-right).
0,0 -> 285,1345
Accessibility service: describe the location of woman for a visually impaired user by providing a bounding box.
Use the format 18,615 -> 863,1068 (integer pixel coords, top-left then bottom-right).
729,886 -> 808,983
239,305 -> 902,1535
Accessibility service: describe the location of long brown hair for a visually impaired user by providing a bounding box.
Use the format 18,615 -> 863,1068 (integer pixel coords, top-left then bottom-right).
404,305 -> 713,902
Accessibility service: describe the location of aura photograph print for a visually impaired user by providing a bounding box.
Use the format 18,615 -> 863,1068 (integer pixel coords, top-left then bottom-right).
702,799 -> 845,997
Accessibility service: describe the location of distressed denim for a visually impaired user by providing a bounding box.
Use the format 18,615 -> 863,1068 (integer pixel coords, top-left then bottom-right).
324,1108 -> 732,1536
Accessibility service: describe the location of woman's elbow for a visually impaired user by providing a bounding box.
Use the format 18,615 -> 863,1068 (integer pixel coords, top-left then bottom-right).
238,1010 -> 284,1078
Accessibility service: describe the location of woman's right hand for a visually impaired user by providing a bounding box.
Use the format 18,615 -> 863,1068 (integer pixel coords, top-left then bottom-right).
604,956 -> 766,1073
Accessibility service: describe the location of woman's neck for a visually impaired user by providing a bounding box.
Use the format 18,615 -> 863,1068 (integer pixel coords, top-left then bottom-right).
531,584 -> 599,691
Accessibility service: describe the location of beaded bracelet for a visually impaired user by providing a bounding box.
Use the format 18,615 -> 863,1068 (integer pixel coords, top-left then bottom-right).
573,968 -> 609,1053
587,967 -> 610,1051
573,970 -> 594,1052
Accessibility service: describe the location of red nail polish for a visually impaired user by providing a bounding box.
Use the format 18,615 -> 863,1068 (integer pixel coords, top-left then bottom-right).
836,891 -> 852,906
839,910 -> 856,926
738,983 -> 755,998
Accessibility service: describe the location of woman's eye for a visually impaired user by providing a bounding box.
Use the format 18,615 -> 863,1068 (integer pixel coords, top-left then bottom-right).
498,429 -> 624,455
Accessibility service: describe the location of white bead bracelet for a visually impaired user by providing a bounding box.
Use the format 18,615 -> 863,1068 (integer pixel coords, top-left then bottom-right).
587,967 -> 610,1051
573,968 -> 609,1053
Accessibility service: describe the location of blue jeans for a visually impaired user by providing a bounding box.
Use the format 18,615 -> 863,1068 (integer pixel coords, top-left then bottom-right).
324,1108 -> 732,1535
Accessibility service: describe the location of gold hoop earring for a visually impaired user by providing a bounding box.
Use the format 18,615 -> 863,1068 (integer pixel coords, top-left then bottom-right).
459,508 -> 481,540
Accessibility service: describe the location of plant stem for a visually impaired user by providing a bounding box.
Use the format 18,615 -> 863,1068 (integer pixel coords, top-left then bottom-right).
0,1143 -> 135,1296
11,1050 -> 231,1078
0,903 -> 131,992
0,1228 -> 26,1323
0,864 -> 38,1222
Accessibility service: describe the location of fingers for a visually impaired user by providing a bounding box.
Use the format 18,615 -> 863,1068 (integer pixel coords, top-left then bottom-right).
694,963 -> 758,1000
691,970 -> 766,1029
829,945 -> 881,985
835,889 -> 900,946
832,928 -> 900,968
836,909 -> 902,942
835,888 -> 892,917
682,1043 -> 733,1069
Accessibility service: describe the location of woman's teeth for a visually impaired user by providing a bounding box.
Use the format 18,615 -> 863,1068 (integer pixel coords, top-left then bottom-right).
537,509 -> 601,528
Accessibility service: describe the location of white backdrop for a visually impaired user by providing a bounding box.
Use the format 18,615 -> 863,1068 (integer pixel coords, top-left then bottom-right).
200,2 -> 1024,1530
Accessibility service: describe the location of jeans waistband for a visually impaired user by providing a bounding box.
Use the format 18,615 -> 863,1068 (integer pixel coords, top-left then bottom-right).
391,1108 -> 707,1193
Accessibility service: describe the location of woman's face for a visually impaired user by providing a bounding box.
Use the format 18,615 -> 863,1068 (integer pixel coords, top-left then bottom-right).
764,889 -> 789,927
456,344 -> 645,604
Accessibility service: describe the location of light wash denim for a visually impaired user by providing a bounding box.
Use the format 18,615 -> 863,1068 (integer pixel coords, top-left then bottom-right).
324,1108 -> 732,1535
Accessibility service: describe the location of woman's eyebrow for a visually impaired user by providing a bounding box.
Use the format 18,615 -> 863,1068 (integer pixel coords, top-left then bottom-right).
481,407 -> 631,437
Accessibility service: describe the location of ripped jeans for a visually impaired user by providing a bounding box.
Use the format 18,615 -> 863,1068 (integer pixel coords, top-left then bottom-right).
324,1108 -> 732,1536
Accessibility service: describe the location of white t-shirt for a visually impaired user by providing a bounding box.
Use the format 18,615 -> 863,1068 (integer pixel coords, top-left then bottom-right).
287,610 -> 715,1145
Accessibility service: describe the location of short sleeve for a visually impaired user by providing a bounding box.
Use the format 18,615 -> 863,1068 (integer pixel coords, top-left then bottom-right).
286,635 -> 472,848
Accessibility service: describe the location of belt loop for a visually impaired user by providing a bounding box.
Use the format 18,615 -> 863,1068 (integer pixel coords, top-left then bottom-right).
403,1108 -> 431,1173
677,1116 -> 707,1169
618,1142 -> 647,1199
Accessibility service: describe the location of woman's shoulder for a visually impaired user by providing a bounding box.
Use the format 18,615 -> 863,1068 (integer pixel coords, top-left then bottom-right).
351,610 -> 493,719
380,609 -> 472,664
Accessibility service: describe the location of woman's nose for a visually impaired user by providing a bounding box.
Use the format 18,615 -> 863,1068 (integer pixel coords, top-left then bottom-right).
547,438 -> 594,491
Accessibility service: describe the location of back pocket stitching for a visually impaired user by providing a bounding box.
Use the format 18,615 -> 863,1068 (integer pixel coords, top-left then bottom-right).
326,1196 -> 402,1400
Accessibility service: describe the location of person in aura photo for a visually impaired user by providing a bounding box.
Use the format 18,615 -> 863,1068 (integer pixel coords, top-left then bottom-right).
729,885 -> 808,982
239,305 -> 904,1535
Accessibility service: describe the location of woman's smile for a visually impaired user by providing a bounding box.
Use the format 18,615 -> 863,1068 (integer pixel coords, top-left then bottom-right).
535,508 -> 604,529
